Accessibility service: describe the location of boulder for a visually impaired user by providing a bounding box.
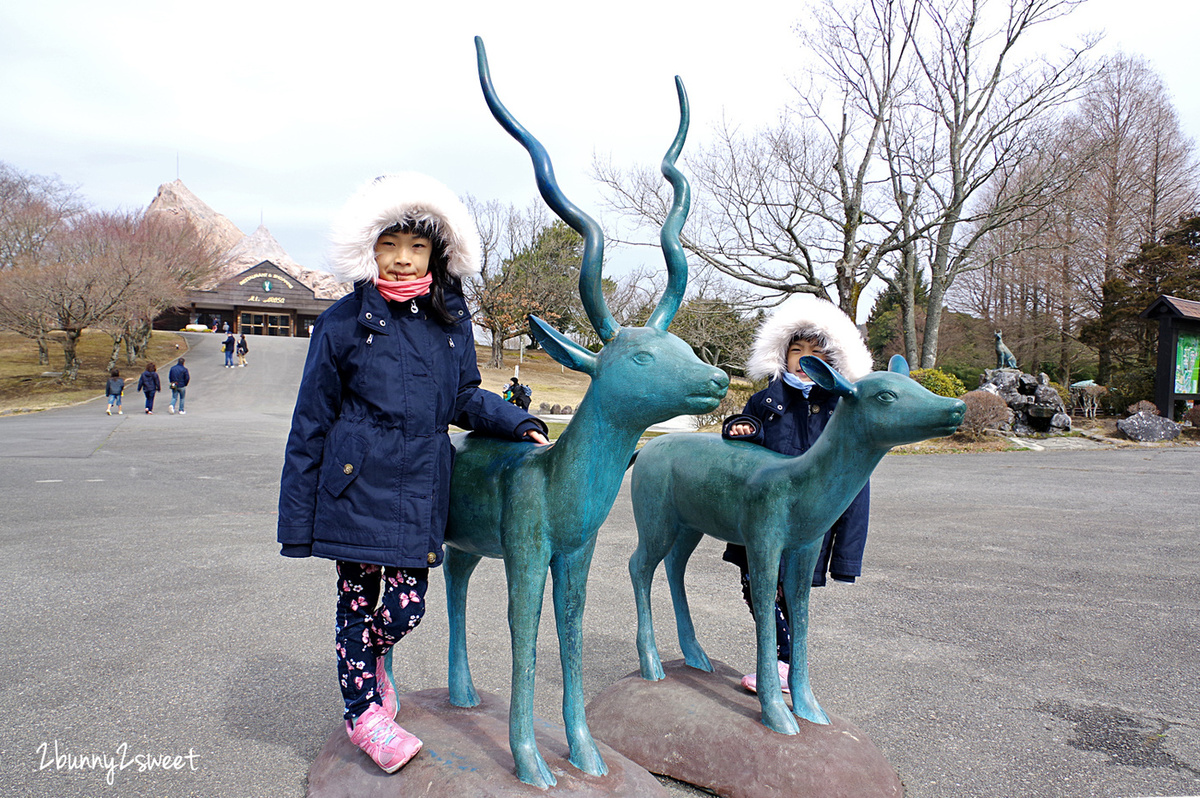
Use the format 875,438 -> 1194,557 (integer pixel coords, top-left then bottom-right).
1117,412 -> 1181,442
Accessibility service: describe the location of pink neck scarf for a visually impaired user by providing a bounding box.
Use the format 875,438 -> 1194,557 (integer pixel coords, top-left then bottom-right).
375,274 -> 433,303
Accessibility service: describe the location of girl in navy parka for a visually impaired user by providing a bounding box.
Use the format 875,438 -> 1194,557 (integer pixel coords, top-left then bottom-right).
278,173 -> 548,773
721,294 -> 874,694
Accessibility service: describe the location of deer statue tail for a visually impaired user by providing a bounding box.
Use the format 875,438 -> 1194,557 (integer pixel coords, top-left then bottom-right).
646,77 -> 690,332
474,36 -> 618,344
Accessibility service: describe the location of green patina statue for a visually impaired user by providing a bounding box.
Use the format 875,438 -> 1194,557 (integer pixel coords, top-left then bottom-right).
628,355 -> 965,735
440,37 -> 728,789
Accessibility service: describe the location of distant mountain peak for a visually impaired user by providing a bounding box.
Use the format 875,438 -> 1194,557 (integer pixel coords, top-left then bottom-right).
147,181 -> 348,300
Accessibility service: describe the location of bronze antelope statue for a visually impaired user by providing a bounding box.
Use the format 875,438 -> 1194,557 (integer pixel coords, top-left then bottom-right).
629,355 -> 964,735
439,37 -> 728,788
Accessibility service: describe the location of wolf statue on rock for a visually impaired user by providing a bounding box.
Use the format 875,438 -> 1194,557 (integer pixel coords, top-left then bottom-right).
436,38 -> 728,789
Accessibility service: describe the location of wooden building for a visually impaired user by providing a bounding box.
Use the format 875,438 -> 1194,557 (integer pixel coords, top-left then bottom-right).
155,260 -> 348,337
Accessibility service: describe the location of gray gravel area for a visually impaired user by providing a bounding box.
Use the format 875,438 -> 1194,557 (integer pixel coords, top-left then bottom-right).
0,332 -> 1196,797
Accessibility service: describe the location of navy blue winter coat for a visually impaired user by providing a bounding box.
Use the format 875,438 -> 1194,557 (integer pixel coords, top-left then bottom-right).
722,376 -> 870,585
168,363 -> 189,388
277,283 -> 545,569
136,370 -> 160,394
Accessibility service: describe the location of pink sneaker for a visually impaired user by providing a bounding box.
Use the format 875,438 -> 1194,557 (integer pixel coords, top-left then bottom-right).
740,660 -> 791,694
346,702 -> 422,773
376,654 -> 397,718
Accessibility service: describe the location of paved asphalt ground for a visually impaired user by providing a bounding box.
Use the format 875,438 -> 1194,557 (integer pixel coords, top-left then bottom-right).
1,332 -> 1197,798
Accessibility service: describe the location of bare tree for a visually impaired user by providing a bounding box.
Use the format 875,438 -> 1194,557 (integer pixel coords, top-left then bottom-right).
0,163 -> 82,364
3,209 -> 220,380
596,0 -> 1093,370
595,0 -> 919,322
463,197 -> 584,368
890,0 -> 1095,368
1068,54 -> 1199,382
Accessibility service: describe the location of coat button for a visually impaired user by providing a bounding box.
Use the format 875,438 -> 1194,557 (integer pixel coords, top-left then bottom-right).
427,551 -> 437,564
343,463 -> 354,475
365,312 -> 372,320
379,319 -> 386,327
810,405 -> 820,414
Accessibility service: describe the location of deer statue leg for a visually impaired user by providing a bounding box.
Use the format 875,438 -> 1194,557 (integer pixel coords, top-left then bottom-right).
664,527 -> 713,673
504,539 -> 556,788
550,541 -> 608,777
747,544 -> 800,735
444,546 -> 482,708
629,502 -> 679,681
780,544 -> 830,725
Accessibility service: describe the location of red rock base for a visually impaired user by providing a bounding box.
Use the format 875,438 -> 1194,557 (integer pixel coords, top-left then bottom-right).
586,659 -> 904,798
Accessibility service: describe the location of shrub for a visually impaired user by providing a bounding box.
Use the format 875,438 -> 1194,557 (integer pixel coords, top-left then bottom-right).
955,390 -> 1012,440
1049,381 -> 1070,406
1126,400 -> 1159,416
910,368 -> 967,398
1183,406 -> 1200,427
1106,366 -> 1154,414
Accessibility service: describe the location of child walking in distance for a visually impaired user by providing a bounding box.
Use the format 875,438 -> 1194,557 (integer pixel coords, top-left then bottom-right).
136,362 -> 160,414
721,295 -> 874,693
105,368 -> 124,415
278,173 -> 549,774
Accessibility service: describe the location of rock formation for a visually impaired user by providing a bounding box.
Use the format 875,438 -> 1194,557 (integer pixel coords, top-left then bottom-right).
979,368 -> 1071,435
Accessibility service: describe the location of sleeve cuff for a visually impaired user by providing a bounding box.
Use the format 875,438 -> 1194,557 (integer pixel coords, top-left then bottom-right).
721,414 -> 762,441
514,417 -> 549,440
280,544 -> 312,558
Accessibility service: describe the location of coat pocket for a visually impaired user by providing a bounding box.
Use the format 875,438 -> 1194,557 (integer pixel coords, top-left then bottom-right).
320,432 -> 369,498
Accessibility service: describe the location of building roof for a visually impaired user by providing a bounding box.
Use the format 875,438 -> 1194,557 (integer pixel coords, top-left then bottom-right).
1141,295 -> 1200,321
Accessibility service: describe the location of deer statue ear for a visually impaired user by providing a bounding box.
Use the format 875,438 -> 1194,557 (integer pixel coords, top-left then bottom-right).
800,356 -> 856,398
529,316 -> 598,376
888,355 -> 910,376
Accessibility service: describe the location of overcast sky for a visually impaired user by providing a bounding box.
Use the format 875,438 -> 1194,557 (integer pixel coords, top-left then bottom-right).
3,0 -> 1199,280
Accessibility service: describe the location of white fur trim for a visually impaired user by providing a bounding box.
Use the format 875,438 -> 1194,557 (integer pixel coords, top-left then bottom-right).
328,173 -> 480,284
746,294 -> 874,382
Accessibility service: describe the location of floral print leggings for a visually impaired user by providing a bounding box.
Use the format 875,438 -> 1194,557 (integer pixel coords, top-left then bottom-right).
334,561 -> 429,721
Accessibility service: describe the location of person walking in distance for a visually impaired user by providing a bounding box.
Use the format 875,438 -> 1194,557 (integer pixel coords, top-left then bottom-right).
223,332 -> 236,367
168,358 -> 190,415
137,362 -> 161,415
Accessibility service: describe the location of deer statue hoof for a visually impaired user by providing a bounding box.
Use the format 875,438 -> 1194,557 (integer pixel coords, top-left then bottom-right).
762,701 -> 802,735
682,649 -> 714,673
568,737 -> 608,777
791,686 -> 831,726
514,745 -> 556,789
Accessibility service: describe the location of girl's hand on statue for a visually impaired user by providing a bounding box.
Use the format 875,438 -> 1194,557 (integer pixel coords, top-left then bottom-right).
524,430 -> 550,445
728,423 -> 754,437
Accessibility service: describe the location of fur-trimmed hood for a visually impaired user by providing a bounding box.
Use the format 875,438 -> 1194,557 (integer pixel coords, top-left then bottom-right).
327,173 -> 480,284
746,294 -> 873,382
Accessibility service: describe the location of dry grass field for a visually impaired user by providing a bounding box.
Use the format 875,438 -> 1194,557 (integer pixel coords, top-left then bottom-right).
0,330 -> 188,415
